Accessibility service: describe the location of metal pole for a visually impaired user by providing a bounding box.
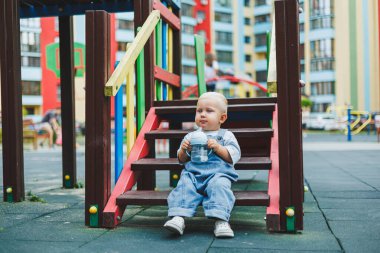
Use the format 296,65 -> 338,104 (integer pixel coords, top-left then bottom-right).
114,61 -> 123,184
347,106 -> 352,141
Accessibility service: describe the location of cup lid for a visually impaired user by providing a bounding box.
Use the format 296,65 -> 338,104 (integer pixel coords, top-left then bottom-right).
190,131 -> 208,145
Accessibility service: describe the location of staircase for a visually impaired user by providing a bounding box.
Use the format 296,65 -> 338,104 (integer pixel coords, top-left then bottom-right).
85,0 -> 302,232
107,97 -> 279,227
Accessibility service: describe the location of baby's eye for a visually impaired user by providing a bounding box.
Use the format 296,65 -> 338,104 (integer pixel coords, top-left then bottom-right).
206,109 -> 214,113
197,109 -> 202,113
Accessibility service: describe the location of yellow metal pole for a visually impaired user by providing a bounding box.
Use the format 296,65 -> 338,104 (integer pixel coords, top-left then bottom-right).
126,67 -> 135,155
126,43 -> 135,155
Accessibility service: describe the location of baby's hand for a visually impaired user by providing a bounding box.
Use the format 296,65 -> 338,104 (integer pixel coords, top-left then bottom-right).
181,140 -> 191,152
208,139 -> 220,152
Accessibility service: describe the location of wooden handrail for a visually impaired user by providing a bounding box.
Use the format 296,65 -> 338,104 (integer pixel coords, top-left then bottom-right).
104,10 -> 160,96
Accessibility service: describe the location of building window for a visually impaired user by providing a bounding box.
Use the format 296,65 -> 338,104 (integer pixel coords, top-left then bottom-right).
182,65 -> 196,75
215,31 -> 232,45
182,24 -> 194,34
245,54 -> 251,62
310,0 -> 334,16
255,33 -> 267,47
244,0 -> 250,7
310,58 -> 335,71
255,14 -> 271,24
117,42 -> 128,51
310,16 -> 334,30
182,45 -> 195,59
181,3 -> 194,17
300,62 -> 305,73
197,10 -> 205,22
255,0 -> 269,6
311,103 -> 330,113
244,36 -> 251,43
244,18 -> 251,26
216,50 -> 233,63
299,43 -> 305,60
20,18 -> 40,28
255,70 -> 267,82
20,32 -> 40,52
24,106 -> 36,115
22,81 -> 41,96
310,39 -> 334,58
299,23 -> 305,31
215,12 -> 232,23
21,56 -> 40,67
215,0 -> 232,8
117,19 -> 134,30
310,81 -> 335,95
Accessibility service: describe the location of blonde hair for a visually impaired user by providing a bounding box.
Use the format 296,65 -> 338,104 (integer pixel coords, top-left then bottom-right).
198,92 -> 228,113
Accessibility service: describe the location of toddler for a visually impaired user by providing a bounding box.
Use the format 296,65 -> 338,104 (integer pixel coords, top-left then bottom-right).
164,92 -> 241,238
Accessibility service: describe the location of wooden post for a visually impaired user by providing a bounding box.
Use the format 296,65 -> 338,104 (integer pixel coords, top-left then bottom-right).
169,4 -> 182,185
59,16 -> 77,189
172,6 -> 182,100
142,0 -> 156,112
0,0 -> 25,202
85,10 -> 111,226
133,0 -> 156,190
275,0 -> 303,231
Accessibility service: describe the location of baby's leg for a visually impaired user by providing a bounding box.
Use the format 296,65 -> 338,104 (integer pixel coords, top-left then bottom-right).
203,175 -> 235,221
167,172 -> 203,217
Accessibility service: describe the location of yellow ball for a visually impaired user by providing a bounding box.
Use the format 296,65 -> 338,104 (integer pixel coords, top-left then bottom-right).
89,206 -> 98,214
286,208 -> 295,217
6,187 -> 12,194
172,174 -> 178,180
304,186 -> 309,192
65,175 -> 70,180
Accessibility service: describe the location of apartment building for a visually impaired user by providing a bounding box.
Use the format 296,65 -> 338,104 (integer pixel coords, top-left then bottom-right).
252,0 -> 272,97
253,0 -> 380,113
20,18 -> 42,115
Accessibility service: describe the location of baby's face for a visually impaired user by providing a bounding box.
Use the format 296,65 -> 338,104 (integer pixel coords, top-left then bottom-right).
195,98 -> 227,131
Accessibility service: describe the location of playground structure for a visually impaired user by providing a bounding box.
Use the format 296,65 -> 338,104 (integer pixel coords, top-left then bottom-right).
326,105 -> 374,135
1,0 -> 303,232
182,75 -> 268,99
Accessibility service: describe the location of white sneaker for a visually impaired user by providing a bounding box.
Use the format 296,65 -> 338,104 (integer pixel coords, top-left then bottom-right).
214,220 -> 234,238
164,216 -> 185,235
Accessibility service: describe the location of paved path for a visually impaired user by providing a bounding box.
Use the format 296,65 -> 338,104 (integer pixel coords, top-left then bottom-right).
0,134 -> 379,252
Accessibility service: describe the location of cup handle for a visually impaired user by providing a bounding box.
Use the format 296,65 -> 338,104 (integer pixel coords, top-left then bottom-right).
185,149 -> 191,157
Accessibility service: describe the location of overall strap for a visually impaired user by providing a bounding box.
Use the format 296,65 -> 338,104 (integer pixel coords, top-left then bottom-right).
216,128 -> 227,141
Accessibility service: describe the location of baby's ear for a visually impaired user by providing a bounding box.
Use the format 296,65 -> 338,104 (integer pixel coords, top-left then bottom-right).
219,113 -> 227,124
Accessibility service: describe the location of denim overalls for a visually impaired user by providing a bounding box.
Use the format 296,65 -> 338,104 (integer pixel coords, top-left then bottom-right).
167,129 -> 239,221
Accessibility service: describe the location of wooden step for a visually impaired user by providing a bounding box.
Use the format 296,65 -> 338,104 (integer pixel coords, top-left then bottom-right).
132,157 -> 271,171
155,104 -> 275,114
145,128 -> 273,140
155,104 -> 275,123
117,190 -> 270,206
154,97 -> 277,107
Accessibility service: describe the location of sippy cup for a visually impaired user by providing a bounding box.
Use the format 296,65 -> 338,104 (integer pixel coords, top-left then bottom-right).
186,130 -> 213,163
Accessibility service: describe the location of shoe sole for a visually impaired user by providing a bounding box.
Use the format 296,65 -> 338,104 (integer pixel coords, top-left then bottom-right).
164,223 -> 184,235
214,231 -> 234,238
